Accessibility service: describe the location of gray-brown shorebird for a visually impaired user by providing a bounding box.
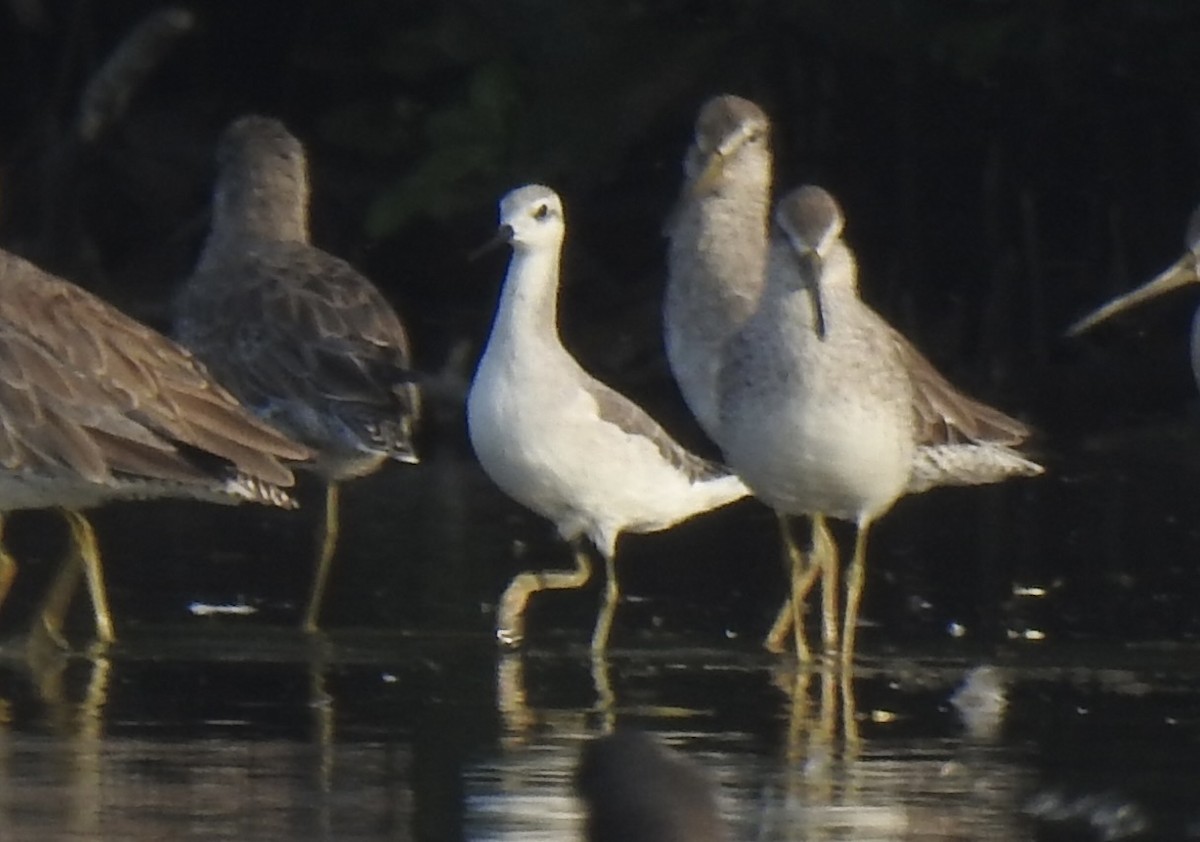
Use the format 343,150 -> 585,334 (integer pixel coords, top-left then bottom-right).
174,115 -> 420,632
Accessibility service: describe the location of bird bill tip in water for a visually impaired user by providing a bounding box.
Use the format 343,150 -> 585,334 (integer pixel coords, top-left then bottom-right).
468,224 -> 516,261
1066,255 -> 1200,337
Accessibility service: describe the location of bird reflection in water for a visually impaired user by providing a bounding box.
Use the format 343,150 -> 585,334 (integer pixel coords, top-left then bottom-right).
496,651 -> 615,743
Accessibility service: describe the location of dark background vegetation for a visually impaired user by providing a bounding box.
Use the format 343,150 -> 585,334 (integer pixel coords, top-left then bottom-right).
3,0 -> 1200,646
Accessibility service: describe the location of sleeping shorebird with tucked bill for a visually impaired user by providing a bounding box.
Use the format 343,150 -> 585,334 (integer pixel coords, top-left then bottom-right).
468,185 -> 750,653
174,115 -> 420,632
717,185 -> 1043,661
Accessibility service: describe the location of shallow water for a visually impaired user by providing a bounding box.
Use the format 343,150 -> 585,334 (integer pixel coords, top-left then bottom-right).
1,629 -> 1198,841
1,429 -> 1200,841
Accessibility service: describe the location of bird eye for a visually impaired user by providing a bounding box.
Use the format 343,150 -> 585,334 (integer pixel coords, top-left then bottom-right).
533,203 -> 550,221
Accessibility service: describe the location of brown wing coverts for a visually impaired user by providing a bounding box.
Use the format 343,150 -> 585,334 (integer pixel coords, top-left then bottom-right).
0,251 -> 308,488
177,241 -> 419,450
892,333 -> 1030,447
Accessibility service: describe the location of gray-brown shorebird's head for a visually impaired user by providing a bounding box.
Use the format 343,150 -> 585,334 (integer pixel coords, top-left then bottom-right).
685,94 -> 771,198
1067,201 -> 1200,337
774,185 -> 846,341
211,114 -> 310,243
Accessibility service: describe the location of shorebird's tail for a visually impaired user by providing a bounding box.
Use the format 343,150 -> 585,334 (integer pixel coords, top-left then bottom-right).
907,444 -> 1043,495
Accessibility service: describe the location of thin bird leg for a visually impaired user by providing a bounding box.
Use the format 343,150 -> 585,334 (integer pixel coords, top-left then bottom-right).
841,522 -> 871,663
496,540 -> 592,647
591,550 -> 620,654
41,510 -> 115,642
787,518 -> 816,662
815,513 -> 840,656
33,533 -> 85,649
69,510 -> 115,644
303,481 -> 341,633
789,518 -> 825,662
765,513 -> 818,654
0,514 -> 15,612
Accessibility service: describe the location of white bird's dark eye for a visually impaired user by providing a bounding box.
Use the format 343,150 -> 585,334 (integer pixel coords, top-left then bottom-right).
533,203 -> 550,220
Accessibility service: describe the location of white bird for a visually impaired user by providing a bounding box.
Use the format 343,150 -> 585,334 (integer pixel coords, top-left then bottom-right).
717,185 -> 1043,661
174,115 -> 420,632
468,185 -> 750,653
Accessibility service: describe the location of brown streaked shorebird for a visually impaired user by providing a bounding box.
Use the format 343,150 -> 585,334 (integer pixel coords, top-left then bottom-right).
1069,205 -> 1200,384
664,94 -> 828,656
717,185 -> 1043,661
467,185 -> 749,653
174,115 -> 421,632
577,729 -> 727,842
0,248 -> 310,645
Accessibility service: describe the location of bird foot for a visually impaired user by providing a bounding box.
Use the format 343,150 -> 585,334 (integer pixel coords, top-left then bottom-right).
496,626 -> 524,649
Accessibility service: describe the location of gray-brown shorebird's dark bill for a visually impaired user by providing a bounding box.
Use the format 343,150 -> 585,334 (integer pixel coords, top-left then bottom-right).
1068,253 -> 1199,337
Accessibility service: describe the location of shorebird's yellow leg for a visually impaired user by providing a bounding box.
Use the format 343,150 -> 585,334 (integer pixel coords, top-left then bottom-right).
41,511 -> 115,645
496,540 -> 592,647
68,511 -> 115,644
33,539 -> 83,649
304,482 -> 341,633
591,551 -> 620,654
0,514 -> 15,613
814,514 -> 840,656
768,515 -> 831,660
766,514 -> 803,655
841,523 -> 871,663
766,514 -> 817,656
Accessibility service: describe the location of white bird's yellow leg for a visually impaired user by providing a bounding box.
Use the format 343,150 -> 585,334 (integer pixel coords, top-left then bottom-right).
591,551 -> 620,654
304,482 -> 341,633
496,541 -> 592,647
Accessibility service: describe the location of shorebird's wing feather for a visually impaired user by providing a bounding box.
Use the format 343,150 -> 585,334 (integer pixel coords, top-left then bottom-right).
582,378 -> 731,484
0,251 -> 308,487
891,330 -> 1030,447
178,243 -> 420,449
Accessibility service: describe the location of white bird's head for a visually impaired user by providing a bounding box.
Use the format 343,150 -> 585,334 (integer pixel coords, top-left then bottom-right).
496,184 -> 566,253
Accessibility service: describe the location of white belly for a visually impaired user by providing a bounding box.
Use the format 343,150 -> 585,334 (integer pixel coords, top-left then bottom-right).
732,395 -> 913,522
